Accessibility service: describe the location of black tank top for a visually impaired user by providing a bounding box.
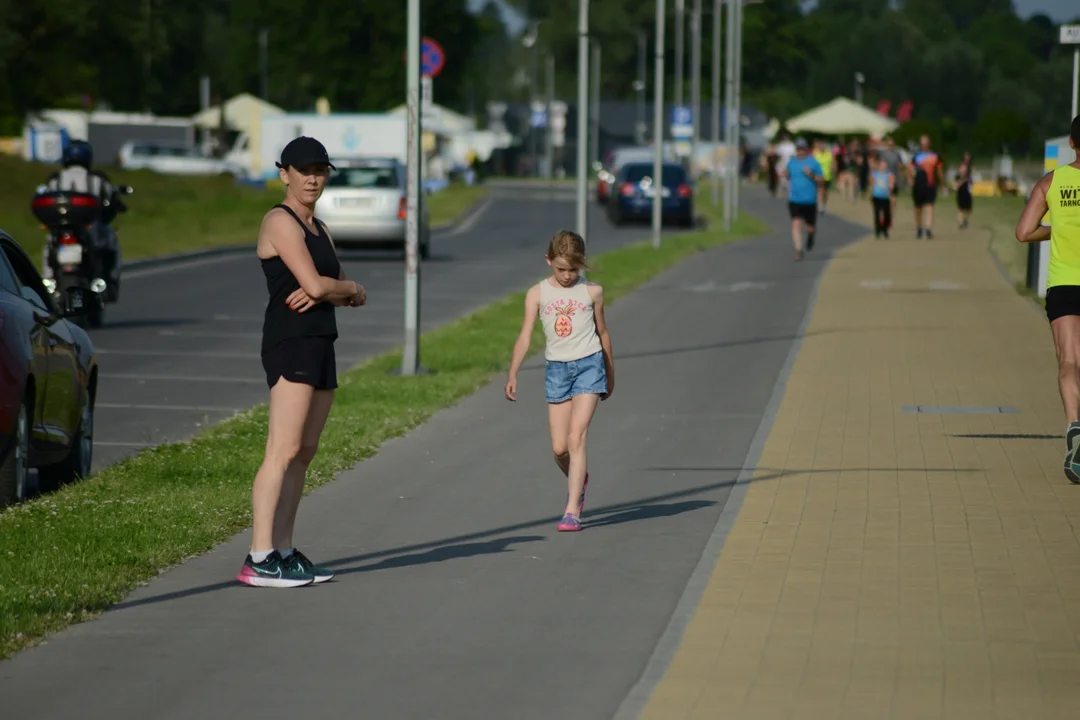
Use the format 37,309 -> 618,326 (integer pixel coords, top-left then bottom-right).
260,204 -> 341,354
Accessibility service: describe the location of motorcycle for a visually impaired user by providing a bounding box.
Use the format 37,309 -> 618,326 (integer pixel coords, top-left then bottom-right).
31,185 -> 133,329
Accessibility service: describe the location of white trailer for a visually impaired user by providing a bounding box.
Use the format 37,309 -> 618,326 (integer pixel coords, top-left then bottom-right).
256,113 -> 408,180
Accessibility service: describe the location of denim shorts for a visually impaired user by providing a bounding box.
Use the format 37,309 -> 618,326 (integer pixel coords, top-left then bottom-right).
545,350 -> 608,403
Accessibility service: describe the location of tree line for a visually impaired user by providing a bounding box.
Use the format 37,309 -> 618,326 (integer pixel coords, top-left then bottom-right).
1,0 -> 1077,159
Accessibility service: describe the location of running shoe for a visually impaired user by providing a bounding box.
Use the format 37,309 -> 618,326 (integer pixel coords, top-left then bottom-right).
557,513 -> 582,532
284,549 -> 335,584
1065,424 -> 1080,484
236,550 -> 314,588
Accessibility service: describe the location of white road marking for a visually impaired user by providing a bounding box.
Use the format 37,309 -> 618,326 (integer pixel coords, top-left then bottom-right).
442,196 -> 493,237
100,373 -> 264,384
97,403 -> 243,412
859,278 -> 893,290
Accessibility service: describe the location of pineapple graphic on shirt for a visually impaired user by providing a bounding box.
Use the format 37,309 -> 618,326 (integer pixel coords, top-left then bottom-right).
554,304 -> 576,337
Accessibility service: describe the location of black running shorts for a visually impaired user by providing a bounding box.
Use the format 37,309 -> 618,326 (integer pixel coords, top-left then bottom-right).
1045,285 -> 1080,323
262,335 -> 338,390
913,185 -> 937,207
788,202 -> 817,226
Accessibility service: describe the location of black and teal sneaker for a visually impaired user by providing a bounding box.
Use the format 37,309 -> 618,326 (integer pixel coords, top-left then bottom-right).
236,550 -> 314,588
283,549 -> 335,584
1065,423 -> 1080,484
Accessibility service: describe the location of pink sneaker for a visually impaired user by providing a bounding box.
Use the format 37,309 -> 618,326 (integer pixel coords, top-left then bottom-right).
557,513 -> 582,532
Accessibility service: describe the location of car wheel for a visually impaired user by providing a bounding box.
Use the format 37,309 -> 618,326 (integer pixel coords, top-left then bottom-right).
0,401 -> 31,508
38,386 -> 94,491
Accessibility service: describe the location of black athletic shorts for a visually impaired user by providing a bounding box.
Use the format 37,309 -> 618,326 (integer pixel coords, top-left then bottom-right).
1045,285 -> 1080,323
262,335 -> 338,390
913,184 -> 937,207
788,202 -> 818,226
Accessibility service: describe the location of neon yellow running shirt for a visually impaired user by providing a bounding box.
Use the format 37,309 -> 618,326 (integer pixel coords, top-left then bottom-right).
813,149 -> 833,181
1047,165 -> 1080,289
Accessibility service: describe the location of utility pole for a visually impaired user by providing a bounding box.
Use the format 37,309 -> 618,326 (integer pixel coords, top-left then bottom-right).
723,0 -> 735,232
546,54 -> 555,180
636,32 -> 647,145
675,0 -> 685,110
732,0 -> 743,220
576,0 -> 590,242
652,0 -> 667,250
591,41 -> 601,169
400,0 -> 424,376
711,0 -> 721,206
259,29 -> 269,101
690,0 -> 702,178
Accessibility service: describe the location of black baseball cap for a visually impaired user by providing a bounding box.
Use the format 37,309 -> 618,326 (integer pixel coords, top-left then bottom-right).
275,136 -> 335,171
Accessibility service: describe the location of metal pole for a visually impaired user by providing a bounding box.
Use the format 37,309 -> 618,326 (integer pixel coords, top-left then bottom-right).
530,45 -> 538,177
400,0 -> 422,376
1073,47 -> 1079,121
690,0 -> 701,178
259,29 -> 269,101
591,41 -> 601,169
723,0 -> 735,232
652,0 -> 667,250
546,54 -> 555,180
711,0 -> 721,206
637,32 -> 646,145
732,0 -> 743,220
675,0 -> 685,111
576,0 -> 590,242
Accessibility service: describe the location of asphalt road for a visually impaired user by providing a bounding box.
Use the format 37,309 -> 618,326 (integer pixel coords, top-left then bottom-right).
1,188 -> 869,719
84,184 -> 673,473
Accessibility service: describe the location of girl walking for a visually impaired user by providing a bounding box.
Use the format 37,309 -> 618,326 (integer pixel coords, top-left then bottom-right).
870,156 -> 895,238
505,230 -> 615,532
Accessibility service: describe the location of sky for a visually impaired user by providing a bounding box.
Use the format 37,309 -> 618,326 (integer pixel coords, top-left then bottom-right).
466,0 -> 1077,33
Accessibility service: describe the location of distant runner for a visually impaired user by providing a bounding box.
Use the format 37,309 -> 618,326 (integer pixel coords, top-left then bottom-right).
908,134 -> 945,239
870,155 -> 895,239
1015,115 -> 1080,483
812,139 -> 833,214
878,136 -> 903,226
954,151 -> 974,229
784,138 -> 824,261
774,132 -> 797,196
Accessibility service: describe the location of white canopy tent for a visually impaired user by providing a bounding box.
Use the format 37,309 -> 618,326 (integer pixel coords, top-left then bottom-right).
192,93 -> 284,135
784,96 -> 899,137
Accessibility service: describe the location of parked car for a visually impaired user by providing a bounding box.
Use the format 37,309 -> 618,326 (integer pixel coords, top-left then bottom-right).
598,146 -> 677,206
315,157 -> 431,259
606,161 -> 695,227
0,232 -> 97,508
117,140 -> 245,177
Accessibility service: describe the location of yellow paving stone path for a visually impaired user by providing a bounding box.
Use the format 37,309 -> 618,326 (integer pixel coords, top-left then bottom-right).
636,194 -> 1080,719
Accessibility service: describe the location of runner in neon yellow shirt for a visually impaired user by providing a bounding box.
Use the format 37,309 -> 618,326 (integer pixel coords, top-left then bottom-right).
1016,114 -> 1080,482
812,139 -> 833,214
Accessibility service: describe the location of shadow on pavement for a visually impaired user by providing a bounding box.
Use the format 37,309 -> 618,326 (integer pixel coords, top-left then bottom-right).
337,535 -> 546,576
104,464 -> 980,614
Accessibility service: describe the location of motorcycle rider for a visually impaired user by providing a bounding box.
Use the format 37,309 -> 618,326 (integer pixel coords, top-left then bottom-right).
40,139 -> 125,301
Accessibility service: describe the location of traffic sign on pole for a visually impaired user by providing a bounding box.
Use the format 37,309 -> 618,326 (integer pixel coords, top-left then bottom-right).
1060,25 -> 1080,44
421,37 -> 446,78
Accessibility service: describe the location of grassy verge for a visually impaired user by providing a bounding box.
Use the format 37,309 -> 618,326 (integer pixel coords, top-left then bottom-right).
0,200 -> 768,659
427,182 -> 489,227
975,194 -> 1044,304
0,154 -> 489,267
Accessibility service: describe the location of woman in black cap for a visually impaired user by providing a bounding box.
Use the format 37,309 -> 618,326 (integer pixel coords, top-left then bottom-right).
236,136 -> 367,588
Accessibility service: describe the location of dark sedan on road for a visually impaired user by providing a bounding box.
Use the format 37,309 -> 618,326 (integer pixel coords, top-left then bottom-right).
606,161 -> 695,228
0,231 -> 97,508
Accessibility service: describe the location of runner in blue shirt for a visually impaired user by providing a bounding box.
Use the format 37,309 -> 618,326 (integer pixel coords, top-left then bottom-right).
784,138 -> 824,261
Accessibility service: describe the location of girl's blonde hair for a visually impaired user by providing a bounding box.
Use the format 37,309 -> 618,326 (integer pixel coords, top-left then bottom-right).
546,230 -> 592,271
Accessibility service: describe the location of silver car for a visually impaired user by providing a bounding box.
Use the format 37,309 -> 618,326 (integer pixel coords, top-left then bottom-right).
315,157 -> 431,258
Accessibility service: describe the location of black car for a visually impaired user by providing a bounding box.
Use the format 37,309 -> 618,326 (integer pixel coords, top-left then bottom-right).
0,231 -> 98,507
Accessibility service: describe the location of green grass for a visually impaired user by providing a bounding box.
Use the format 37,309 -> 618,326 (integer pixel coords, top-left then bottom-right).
0,198 -> 767,660
0,155 -> 487,268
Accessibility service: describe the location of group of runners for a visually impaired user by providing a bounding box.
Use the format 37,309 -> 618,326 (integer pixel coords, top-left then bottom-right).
776,131 -> 961,260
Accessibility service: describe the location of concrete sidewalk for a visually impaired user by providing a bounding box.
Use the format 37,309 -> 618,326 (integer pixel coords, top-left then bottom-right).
632,192 -> 1080,718
0,191 -> 869,719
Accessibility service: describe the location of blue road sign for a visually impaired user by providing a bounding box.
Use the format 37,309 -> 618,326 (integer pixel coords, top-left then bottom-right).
531,109 -> 548,128
671,105 -> 692,127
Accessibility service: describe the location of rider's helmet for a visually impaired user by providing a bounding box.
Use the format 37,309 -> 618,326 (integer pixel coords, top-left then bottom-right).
61,140 -> 94,169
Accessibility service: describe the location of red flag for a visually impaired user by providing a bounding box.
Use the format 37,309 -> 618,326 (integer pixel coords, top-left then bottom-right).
895,100 -> 914,123
875,99 -> 891,116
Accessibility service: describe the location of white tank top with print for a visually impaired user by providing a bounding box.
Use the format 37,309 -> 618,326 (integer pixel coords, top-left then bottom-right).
538,277 -> 603,362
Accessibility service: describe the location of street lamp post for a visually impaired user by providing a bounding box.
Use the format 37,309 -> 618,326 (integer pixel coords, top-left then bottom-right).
723,0 -> 735,232
690,0 -> 702,178
732,0 -> 743,220
400,0 -> 423,376
854,72 -> 865,104
711,0 -> 721,206
576,0 -> 590,243
652,0 -> 667,250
